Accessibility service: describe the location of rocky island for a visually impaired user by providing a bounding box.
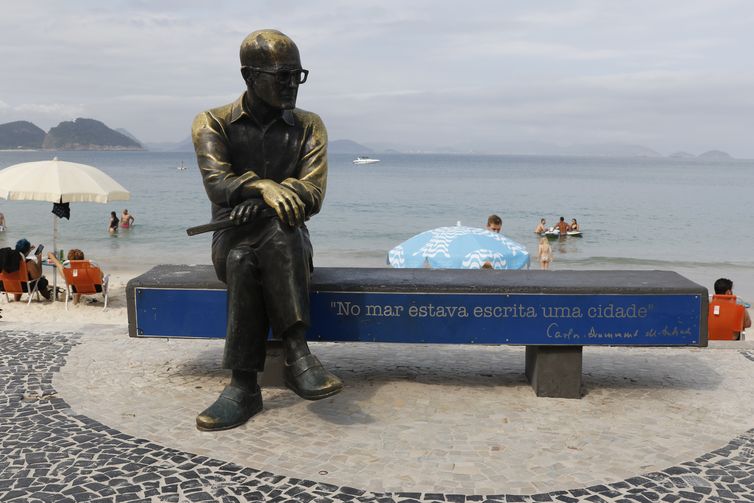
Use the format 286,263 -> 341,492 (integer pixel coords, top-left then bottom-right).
0,118 -> 144,151
697,150 -> 733,160
42,118 -> 143,150
0,120 -> 47,149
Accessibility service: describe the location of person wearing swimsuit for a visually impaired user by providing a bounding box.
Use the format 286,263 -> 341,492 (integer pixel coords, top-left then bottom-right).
121,209 -> 134,228
108,211 -> 119,234
538,236 -> 552,270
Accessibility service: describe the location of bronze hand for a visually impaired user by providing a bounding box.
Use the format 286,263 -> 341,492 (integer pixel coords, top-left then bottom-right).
255,180 -> 305,227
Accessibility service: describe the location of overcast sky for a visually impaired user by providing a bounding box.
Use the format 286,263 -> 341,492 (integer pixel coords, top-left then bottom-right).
1,1 -> 753,156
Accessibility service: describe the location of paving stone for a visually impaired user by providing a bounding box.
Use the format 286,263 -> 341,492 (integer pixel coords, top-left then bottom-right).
1,328 -> 754,503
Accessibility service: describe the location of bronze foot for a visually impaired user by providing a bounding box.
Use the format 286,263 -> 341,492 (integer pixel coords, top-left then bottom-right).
196,384 -> 263,431
284,354 -> 343,400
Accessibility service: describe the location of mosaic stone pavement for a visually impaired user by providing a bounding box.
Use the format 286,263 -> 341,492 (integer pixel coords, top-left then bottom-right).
1,328 -> 754,502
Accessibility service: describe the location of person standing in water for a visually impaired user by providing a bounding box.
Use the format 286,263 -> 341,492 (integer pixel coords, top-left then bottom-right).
556,216 -> 569,235
108,211 -> 119,234
537,236 -> 552,270
121,209 -> 135,229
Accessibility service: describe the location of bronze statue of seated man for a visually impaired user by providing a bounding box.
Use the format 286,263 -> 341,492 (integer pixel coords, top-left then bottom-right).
191,29 -> 342,431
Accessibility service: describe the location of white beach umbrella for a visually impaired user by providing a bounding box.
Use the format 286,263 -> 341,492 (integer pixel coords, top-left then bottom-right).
0,157 -> 130,203
0,157 -> 130,250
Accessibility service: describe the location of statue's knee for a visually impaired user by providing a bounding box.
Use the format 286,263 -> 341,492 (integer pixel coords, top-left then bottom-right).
226,248 -> 259,278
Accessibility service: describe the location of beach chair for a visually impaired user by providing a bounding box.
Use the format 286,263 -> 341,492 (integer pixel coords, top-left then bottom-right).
62,259 -> 110,311
708,294 -> 745,340
0,257 -> 42,304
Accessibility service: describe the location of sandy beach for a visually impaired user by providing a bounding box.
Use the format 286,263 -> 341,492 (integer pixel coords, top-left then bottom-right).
0,267 -> 145,326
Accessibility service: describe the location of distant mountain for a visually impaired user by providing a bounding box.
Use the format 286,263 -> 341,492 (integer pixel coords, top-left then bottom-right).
698,150 -> 733,160
364,141 -> 662,157
669,151 -> 695,158
329,139 -> 373,154
43,118 -> 144,150
558,143 -> 661,157
0,120 -> 46,149
116,128 -> 141,143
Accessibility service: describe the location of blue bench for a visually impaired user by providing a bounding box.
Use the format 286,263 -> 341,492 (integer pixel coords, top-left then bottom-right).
126,265 -> 708,398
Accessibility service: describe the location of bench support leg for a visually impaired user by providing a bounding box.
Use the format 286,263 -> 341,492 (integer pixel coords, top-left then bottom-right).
259,340 -> 286,388
525,345 -> 583,399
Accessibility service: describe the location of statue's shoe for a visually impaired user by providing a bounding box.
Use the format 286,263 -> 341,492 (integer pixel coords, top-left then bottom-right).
284,354 -> 343,400
196,384 -> 263,431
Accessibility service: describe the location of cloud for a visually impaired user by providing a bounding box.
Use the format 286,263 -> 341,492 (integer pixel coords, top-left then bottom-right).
13,103 -> 85,116
0,101 -> 86,131
1,1 -> 753,153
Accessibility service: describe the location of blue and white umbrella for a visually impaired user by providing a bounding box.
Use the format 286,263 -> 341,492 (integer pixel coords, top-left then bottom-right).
388,225 -> 530,270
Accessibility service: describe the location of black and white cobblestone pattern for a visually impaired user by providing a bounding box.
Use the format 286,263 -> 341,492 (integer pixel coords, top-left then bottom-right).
1,329 -> 753,502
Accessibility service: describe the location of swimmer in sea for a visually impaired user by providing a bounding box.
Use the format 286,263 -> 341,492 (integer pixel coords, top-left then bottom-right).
120,209 -> 135,229
108,211 -> 119,234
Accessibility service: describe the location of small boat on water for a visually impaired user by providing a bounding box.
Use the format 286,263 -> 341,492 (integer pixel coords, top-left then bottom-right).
177,161 -> 187,171
541,229 -> 582,238
353,156 -> 380,165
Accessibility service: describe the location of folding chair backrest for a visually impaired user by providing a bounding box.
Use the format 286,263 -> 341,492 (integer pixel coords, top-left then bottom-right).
68,259 -> 95,269
64,262 -> 103,295
708,294 -> 745,340
0,257 -> 32,295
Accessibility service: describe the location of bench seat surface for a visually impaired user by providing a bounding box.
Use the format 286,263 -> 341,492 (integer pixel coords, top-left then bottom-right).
127,265 -> 707,346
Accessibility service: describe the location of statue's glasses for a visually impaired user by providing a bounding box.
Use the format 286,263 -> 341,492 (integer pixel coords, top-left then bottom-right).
244,67 -> 309,85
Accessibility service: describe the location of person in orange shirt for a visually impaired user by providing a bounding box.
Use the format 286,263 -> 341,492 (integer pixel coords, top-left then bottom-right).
47,249 -> 105,305
714,278 -> 751,338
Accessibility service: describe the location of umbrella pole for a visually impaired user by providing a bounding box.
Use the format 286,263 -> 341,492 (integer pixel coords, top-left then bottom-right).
52,214 -> 58,255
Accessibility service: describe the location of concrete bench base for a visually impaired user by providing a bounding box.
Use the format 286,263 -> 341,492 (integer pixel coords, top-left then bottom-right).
525,346 -> 583,398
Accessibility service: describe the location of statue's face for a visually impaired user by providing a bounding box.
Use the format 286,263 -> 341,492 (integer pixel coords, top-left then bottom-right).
246,45 -> 302,110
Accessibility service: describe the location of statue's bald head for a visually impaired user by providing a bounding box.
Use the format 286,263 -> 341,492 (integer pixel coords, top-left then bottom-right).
240,29 -> 300,68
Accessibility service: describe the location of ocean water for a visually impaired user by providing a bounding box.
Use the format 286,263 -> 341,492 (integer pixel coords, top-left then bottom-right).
1,151 -> 753,298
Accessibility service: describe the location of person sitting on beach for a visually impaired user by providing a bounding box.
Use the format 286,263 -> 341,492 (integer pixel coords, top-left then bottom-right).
570,218 -> 579,232
537,236 -> 552,270
14,239 -> 52,301
120,209 -> 135,229
556,216 -> 569,235
486,214 -> 502,233
108,211 -> 119,234
47,249 -> 104,305
713,278 -> 751,339
534,218 -> 546,234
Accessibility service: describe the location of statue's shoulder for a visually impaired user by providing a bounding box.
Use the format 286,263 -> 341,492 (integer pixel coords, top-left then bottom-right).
194,100 -> 236,125
291,107 -> 325,127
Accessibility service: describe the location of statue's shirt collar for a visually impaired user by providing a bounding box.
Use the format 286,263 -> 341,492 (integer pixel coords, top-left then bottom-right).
230,93 -> 295,127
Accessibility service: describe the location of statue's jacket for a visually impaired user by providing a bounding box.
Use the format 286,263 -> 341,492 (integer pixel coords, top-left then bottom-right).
192,93 -> 328,228
192,93 -> 327,287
